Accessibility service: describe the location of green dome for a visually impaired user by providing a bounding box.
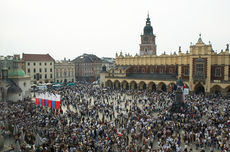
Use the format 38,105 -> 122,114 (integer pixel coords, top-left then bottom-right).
8,69 -> 26,77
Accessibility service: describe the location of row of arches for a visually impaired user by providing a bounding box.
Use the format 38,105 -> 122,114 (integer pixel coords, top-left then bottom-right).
106,80 -> 180,92
105,80 -> 230,95
194,84 -> 230,96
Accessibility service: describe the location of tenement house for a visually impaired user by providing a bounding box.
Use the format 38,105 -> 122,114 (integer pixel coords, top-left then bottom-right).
23,53 -> 55,84
73,54 -> 102,82
54,58 -> 75,83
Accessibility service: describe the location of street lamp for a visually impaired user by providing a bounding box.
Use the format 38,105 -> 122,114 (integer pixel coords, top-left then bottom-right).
31,84 -> 37,97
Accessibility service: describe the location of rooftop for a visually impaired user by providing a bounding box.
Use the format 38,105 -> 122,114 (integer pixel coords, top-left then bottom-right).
73,53 -> 102,63
23,53 -> 55,61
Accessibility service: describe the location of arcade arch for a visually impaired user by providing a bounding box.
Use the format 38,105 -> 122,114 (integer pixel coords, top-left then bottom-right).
121,80 -> 129,90
139,81 -> 147,90
106,80 -> 113,88
130,81 -> 137,90
157,82 -> 167,92
210,85 -> 222,96
114,80 -> 121,89
148,82 -> 156,91
194,83 -> 205,94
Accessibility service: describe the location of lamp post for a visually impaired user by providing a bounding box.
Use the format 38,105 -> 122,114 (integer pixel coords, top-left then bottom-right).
32,84 -> 36,97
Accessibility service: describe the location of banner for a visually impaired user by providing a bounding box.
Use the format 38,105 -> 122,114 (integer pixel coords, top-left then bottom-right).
184,88 -> 189,95
35,92 -> 61,109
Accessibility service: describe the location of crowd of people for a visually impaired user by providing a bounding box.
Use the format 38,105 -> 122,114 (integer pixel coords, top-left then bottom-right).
0,81 -> 229,152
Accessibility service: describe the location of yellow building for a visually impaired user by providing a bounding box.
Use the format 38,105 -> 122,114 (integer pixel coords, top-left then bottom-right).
100,15 -> 230,96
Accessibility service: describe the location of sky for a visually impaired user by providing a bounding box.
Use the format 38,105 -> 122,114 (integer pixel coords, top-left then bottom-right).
0,0 -> 230,60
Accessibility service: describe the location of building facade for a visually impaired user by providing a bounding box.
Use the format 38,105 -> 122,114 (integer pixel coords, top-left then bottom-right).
0,54 -> 25,78
101,57 -> 115,71
54,58 -> 75,83
73,54 -> 102,82
140,14 -> 156,56
0,55 -> 31,102
101,15 -> 230,96
23,53 -> 55,84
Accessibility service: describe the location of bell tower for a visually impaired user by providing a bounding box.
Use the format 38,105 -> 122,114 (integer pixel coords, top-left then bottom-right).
140,13 -> 156,56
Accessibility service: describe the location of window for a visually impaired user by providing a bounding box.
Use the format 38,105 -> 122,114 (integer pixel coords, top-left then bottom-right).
120,70 -> 122,74
215,67 -> 221,77
50,74 -> 53,78
50,68 -> 52,72
28,69 -> 30,73
142,68 -> 145,73
56,72 -> 59,78
34,68 -> 36,73
45,62 -> 47,66
33,62 -> 36,66
133,68 -> 137,73
184,67 -> 189,76
45,68 -> 47,72
160,68 -> 163,74
45,74 -> 47,79
34,75 -> 36,79
50,62 -> 52,65
68,71 -> 70,76
39,63 -> 41,66
40,74 -> 42,79
39,68 -> 42,72
28,62 -> 30,66
150,68 -> 154,73
60,72 -> 62,77
196,63 -> 204,75
169,68 -> 173,74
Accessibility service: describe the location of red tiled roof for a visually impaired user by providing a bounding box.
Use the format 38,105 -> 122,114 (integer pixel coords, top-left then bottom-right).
23,53 -> 55,61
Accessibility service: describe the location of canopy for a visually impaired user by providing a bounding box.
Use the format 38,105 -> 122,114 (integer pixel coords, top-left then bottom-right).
67,82 -> 75,86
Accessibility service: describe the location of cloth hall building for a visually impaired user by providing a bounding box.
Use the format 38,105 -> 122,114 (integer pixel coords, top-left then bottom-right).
100,15 -> 230,96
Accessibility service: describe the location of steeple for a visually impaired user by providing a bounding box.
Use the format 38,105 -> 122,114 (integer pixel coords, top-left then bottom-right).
140,13 -> 156,56
146,12 -> 150,25
144,13 -> 153,35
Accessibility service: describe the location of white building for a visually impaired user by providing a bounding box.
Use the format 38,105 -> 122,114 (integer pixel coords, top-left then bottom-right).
23,53 -> 55,84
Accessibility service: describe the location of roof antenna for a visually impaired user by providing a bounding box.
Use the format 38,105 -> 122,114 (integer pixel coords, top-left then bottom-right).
147,11 -> 149,18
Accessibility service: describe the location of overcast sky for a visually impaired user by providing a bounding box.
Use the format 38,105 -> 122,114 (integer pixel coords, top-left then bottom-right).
0,0 -> 230,60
